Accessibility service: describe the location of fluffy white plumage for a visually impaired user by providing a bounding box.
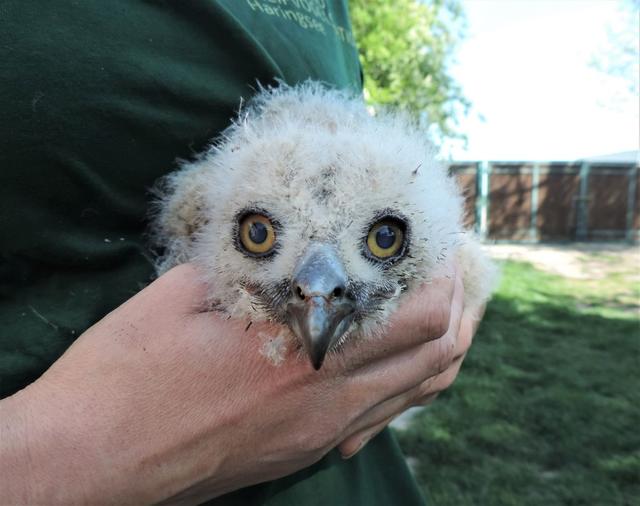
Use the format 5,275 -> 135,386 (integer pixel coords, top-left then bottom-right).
151,82 -> 497,367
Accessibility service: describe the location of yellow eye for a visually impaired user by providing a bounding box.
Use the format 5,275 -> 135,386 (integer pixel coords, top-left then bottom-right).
238,213 -> 276,256
366,220 -> 405,260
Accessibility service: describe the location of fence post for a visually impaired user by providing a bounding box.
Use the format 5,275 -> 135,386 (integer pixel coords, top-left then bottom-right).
576,162 -> 590,241
626,165 -> 638,243
477,161 -> 490,240
530,163 -> 540,242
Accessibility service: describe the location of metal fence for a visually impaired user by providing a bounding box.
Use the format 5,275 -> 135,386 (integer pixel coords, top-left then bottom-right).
450,161 -> 640,243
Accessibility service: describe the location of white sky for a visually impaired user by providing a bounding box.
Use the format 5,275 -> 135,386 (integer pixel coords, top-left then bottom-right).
446,0 -> 640,161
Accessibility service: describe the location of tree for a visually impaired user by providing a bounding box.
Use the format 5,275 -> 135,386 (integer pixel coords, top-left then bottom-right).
349,0 -> 468,142
591,0 -> 639,97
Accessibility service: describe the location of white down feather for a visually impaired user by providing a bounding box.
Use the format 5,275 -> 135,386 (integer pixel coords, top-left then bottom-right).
151,82 -> 498,341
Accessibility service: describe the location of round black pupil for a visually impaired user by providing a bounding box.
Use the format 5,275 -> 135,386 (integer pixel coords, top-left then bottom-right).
249,221 -> 268,244
376,225 -> 396,249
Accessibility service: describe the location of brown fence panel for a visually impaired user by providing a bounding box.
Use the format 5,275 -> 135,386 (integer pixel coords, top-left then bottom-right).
450,164 -> 477,229
587,166 -> 629,240
537,165 -> 580,240
488,164 -> 533,240
447,161 -> 638,243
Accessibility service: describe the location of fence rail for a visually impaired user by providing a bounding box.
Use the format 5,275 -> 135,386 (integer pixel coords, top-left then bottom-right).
450,161 -> 640,243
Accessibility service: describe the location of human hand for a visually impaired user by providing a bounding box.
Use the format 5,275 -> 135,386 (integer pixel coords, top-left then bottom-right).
336,261 -> 479,458
0,262 -> 476,505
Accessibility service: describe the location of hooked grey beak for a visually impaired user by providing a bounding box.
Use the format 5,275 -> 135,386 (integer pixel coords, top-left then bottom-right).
287,244 -> 355,370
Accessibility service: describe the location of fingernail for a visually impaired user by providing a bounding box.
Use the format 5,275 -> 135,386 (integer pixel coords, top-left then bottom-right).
341,437 -> 370,460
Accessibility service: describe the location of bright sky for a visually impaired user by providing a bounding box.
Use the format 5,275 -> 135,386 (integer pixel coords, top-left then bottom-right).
446,0 -> 640,161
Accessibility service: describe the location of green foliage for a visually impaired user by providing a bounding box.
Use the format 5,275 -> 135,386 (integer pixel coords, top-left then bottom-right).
591,0 -> 640,95
349,0 -> 469,141
396,261 -> 640,506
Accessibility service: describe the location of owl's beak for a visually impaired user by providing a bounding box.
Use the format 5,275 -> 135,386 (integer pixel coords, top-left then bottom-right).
287,244 -> 356,370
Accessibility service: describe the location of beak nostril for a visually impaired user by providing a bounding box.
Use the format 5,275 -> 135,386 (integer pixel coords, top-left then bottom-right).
293,283 -> 345,301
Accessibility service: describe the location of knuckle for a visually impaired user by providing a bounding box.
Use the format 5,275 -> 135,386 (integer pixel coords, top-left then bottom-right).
436,360 -> 449,376
458,317 -> 475,350
416,392 -> 439,406
418,376 -> 437,398
441,370 -> 457,390
433,341 -> 455,375
422,300 -> 451,341
452,349 -> 468,362
437,363 -> 462,392
459,331 -> 473,354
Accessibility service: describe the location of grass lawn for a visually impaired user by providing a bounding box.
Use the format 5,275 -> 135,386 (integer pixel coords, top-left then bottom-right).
396,260 -> 640,506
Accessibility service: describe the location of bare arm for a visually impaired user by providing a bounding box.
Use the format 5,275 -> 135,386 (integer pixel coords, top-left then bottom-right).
0,262 -> 474,505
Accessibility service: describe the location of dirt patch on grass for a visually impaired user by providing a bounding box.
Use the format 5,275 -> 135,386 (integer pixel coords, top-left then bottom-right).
484,242 -> 639,280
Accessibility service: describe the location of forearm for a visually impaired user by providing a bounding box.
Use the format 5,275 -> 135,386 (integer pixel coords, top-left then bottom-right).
0,391 -> 36,504
0,263 -> 472,505
0,380 -> 135,504
0,268 -> 269,505
0,354 -> 226,505
0,384 -> 113,505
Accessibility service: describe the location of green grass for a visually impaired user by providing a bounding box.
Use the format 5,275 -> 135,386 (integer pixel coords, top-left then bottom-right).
396,261 -> 640,506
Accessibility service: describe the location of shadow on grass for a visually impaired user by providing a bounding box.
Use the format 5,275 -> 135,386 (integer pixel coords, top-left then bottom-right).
396,262 -> 640,506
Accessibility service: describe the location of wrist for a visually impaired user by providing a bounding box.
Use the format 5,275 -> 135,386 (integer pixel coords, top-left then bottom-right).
0,377 -> 132,504
0,351 -> 231,505
0,384 -> 87,504
0,390 -> 34,503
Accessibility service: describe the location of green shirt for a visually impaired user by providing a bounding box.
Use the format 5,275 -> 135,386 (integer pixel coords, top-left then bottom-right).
0,2 -> 425,504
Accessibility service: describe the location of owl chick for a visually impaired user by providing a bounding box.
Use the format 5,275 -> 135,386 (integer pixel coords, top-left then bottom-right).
151,82 -> 497,369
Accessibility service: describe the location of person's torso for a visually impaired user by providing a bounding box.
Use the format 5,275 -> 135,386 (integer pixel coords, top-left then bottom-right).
0,3 -> 424,504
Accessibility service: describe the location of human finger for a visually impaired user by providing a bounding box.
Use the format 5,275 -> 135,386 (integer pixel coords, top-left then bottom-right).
338,415 -> 394,459
387,261 -> 458,343
337,271 -> 464,407
339,349 -> 465,447
331,262 -> 463,377
334,295 -> 475,451
336,351 -> 467,459
337,390 -> 439,458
